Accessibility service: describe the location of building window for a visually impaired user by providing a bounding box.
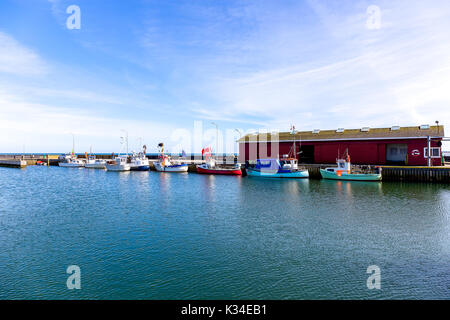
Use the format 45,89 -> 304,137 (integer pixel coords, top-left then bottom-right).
423,147 -> 441,158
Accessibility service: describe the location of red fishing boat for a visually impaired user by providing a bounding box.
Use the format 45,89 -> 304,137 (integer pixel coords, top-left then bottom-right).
196,147 -> 242,175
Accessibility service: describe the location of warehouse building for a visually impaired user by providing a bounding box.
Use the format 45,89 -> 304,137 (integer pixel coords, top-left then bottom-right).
238,125 -> 445,166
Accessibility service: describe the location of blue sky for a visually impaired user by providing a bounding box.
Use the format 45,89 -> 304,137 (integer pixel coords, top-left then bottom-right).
0,0 -> 449,153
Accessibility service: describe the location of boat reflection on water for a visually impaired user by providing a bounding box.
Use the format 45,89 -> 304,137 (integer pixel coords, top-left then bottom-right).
280,178 -> 310,196
321,178 -> 383,199
201,174 -> 217,204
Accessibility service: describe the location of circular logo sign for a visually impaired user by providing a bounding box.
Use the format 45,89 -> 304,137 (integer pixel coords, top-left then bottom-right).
411,149 -> 420,156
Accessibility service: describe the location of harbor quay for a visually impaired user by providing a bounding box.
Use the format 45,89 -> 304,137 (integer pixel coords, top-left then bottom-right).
1,124 -> 449,182
1,153 -> 449,182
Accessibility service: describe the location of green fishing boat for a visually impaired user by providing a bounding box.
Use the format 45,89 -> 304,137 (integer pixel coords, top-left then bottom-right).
320,154 -> 382,181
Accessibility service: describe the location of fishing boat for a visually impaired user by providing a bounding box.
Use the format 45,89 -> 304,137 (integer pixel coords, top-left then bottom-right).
196,147 -> 242,175
129,145 -> 150,171
320,153 -> 382,181
84,155 -> 106,169
58,154 -> 85,168
247,126 -> 309,178
105,156 -> 130,172
154,143 -> 188,172
58,135 -> 85,167
246,158 -> 309,178
105,132 -> 132,171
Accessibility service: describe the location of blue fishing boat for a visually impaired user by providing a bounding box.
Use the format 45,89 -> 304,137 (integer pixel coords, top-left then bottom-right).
246,158 -> 309,178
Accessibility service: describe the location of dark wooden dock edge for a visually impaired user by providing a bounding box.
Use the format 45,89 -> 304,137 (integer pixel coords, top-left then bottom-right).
379,166 -> 450,183
302,164 -> 450,183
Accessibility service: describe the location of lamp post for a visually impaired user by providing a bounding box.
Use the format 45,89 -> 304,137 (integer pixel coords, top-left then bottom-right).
234,129 -> 243,162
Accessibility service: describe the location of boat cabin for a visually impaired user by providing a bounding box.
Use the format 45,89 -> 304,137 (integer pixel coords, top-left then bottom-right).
325,159 -> 351,175
279,157 -> 298,170
255,159 -> 282,171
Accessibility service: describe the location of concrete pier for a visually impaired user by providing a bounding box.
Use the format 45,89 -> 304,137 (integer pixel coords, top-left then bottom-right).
0,160 -> 27,168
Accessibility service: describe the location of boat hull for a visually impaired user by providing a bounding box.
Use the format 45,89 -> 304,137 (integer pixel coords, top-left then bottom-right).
59,163 -> 85,168
85,163 -> 106,169
196,165 -> 242,175
320,169 -> 382,181
154,162 -> 188,172
246,168 -> 309,178
130,165 -> 150,171
106,164 -> 131,172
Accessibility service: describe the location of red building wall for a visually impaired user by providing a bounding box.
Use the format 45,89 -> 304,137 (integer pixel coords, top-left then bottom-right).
240,138 -> 442,166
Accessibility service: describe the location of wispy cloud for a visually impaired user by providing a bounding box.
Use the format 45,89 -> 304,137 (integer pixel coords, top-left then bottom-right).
1,1 -> 449,152
0,31 -> 47,76
0,89 -> 178,153
183,0 -> 450,132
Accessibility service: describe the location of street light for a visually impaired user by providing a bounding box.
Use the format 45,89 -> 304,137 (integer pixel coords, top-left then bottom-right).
234,129 -> 243,160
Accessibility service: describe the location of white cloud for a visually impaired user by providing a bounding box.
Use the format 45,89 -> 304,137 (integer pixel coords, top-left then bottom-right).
190,0 -> 450,136
0,89 -> 178,153
0,31 -> 47,76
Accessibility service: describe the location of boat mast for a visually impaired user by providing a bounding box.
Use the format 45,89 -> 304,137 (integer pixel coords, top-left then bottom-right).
211,122 -> 218,158
290,124 -> 296,159
121,129 -> 129,156
71,132 -> 75,156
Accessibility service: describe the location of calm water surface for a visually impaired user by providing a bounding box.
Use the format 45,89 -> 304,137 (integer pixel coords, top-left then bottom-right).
0,166 -> 449,299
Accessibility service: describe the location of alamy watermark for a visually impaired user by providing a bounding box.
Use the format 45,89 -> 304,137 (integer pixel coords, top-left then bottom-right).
66,265 -> 81,289
366,5 -> 381,30
66,5 -> 81,30
366,265 -> 381,290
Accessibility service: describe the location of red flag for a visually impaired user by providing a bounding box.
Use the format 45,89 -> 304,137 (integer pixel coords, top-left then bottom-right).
202,147 -> 212,159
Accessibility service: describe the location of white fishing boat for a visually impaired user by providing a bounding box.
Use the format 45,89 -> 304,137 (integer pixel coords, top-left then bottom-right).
105,156 -> 130,172
154,143 -> 188,172
129,145 -> 150,171
320,153 -> 382,181
105,132 -> 132,171
58,154 -> 85,168
85,155 -> 106,169
58,134 -> 85,167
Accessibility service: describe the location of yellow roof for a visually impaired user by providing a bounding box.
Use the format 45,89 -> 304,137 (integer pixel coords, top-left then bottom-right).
238,125 -> 445,142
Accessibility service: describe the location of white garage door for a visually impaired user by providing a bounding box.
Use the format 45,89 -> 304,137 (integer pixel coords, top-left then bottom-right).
386,144 -> 408,162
